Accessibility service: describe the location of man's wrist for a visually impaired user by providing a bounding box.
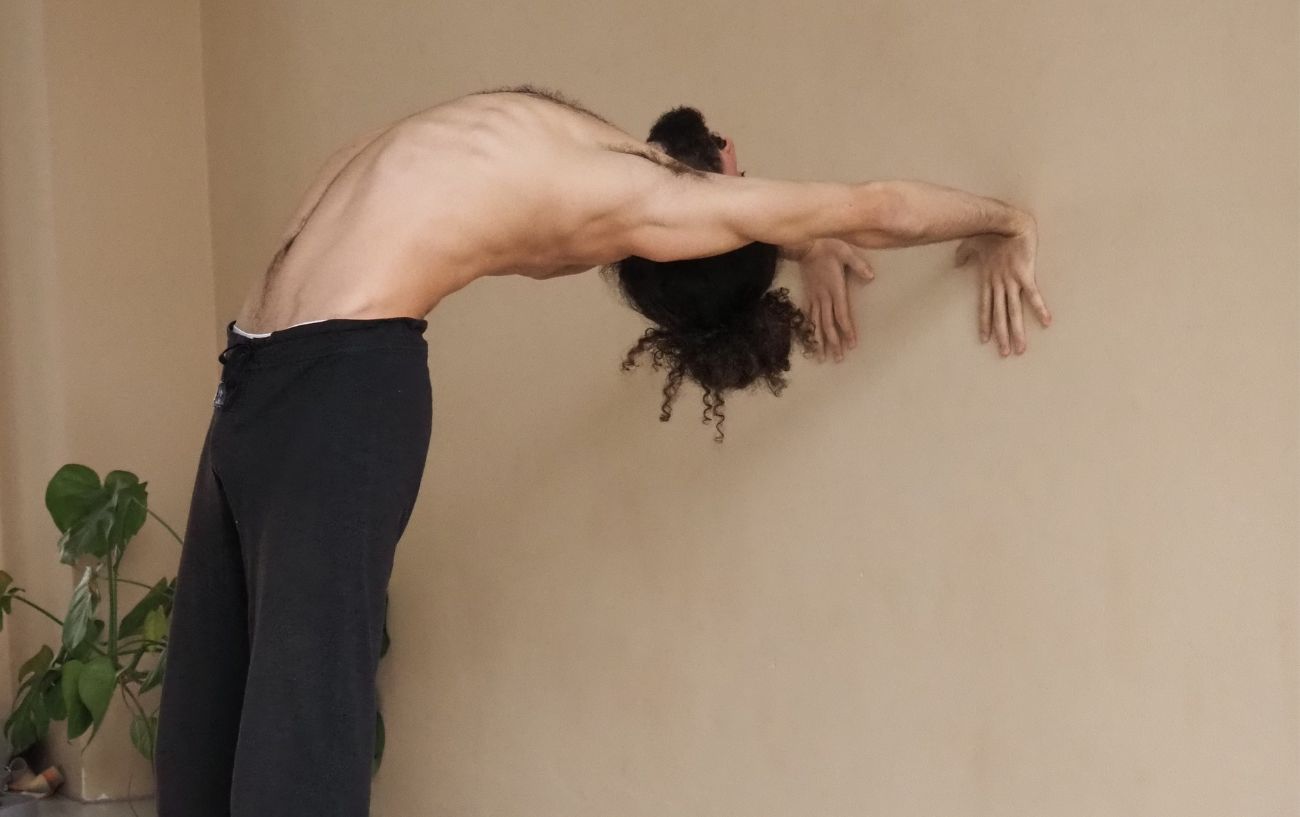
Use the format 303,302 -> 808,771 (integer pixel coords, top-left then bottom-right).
779,239 -> 818,261
1006,207 -> 1035,238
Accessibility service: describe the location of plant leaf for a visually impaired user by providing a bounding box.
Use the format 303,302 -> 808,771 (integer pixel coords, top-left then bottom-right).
49,468 -> 148,564
64,658 -> 93,744
66,698 -> 93,741
62,566 -> 96,653
67,619 -> 104,662
55,498 -> 114,564
104,471 -> 147,552
119,577 -> 170,639
28,683 -> 50,754
142,607 -> 168,643
61,659 -> 86,722
0,570 -> 15,631
77,655 -> 117,743
42,669 -> 67,721
21,673 -> 51,755
17,644 -> 54,686
5,669 -> 55,755
45,464 -> 103,533
372,708 -> 385,776
129,712 -> 156,761
138,650 -> 166,694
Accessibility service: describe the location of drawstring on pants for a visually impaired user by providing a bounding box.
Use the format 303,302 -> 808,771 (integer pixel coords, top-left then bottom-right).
214,342 -> 255,408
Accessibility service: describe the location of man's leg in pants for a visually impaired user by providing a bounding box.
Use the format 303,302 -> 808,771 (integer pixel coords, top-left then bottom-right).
154,418 -> 250,816
156,319 -> 430,817
225,342 -> 430,817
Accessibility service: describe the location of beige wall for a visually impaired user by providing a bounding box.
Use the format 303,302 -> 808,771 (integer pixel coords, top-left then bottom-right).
0,0 -> 215,800
202,2 -> 1299,814
3,0 -> 1296,814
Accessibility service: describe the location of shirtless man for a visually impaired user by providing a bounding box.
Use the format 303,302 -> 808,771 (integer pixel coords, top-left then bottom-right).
154,84 -> 1051,817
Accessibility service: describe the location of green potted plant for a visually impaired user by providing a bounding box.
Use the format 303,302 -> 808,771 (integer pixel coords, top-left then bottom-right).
1,463 -> 392,789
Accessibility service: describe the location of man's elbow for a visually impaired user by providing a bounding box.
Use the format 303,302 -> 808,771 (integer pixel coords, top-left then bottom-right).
864,181 -> 911,237
825,181 -> 915,249
733,178 -> 906,250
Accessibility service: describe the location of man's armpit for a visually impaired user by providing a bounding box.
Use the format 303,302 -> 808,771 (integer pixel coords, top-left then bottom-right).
598,142 -> 711,180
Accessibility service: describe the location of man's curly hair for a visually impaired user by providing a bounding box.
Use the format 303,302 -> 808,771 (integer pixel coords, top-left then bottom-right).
600,105 -> 819,443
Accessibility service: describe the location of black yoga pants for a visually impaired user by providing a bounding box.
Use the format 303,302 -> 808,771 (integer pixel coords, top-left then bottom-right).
154,317 -> 432,817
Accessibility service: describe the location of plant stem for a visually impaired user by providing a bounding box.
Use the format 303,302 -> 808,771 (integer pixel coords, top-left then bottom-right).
117,684 -> 147,752
107,551 -> 119,665
118,683 -> 141,718
120,681 -> 149,719
140,502 -> 184,547
116,638 -> 165,651
10,594 -> 65,628
8,594 -> 111,660
123,495 -> 184,547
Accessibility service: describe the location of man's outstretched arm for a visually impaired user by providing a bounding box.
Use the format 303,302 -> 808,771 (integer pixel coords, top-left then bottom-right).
558,144 -> 1049,357
560,145 -> 1030,264
872,179 -> 1030,245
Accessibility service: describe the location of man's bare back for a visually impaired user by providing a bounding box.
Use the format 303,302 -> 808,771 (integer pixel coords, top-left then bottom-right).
234,85 -> 671,333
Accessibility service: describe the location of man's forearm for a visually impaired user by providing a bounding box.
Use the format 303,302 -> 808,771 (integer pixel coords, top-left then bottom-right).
882,179 -> 1030,247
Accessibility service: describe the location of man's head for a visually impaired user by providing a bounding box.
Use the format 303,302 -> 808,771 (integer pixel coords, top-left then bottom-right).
602,106 -> 817,443
644,105 -> 743,176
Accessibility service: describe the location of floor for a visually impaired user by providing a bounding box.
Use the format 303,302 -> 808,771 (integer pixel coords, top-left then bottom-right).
10,796 -> 157,816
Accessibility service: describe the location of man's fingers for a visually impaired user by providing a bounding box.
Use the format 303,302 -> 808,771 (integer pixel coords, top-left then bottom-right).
980,274 -> 992,342
1028,285 -> 1052,326
992,278 -> 1009,356
831,287 -> 856,351
811,301 -> 826,362
820,299 -> 843,361
1007,283 -> 1026,354
847,250 -> 875,281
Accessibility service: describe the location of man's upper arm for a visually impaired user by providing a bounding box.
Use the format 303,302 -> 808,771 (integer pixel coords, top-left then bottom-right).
559,143 -> 893,264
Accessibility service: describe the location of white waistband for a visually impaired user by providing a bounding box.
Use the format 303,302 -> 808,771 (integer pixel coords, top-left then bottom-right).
232,318 -> 328,339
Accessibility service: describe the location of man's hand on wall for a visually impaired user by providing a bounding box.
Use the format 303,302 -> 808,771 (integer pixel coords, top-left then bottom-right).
954,214 -> 1052,357
796,238 -> 875,363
